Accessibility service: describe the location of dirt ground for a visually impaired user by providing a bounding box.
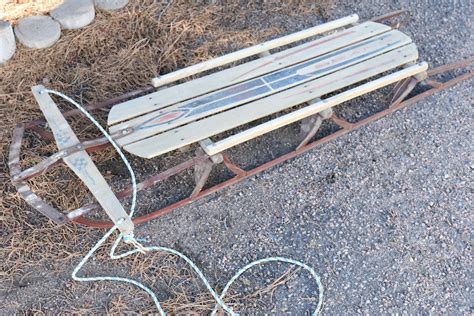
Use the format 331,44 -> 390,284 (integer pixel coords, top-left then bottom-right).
1,0 -> 473,314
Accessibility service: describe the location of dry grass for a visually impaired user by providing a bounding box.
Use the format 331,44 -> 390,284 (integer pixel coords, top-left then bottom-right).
0,0 -> 63,21
0,0 -> 331,313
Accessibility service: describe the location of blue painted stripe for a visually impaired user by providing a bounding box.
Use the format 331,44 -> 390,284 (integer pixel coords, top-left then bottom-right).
188,85 -> 271,117
179,78 -> 264,110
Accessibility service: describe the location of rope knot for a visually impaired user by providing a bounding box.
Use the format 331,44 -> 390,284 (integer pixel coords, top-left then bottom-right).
123,233 -> 148,254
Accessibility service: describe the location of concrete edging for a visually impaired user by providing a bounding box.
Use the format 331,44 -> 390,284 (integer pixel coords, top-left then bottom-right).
1,0 -> 130,64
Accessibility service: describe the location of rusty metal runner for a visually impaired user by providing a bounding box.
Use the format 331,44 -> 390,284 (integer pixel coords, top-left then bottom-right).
9,57 -> 473,229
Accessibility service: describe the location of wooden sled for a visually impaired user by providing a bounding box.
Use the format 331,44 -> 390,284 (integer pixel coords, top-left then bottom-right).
9,11 -> 473,233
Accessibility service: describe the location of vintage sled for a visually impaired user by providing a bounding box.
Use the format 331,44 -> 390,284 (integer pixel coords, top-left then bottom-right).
9,11 -> 473,234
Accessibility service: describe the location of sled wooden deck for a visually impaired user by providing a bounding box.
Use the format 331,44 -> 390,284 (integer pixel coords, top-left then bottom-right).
108,15 -> 427,158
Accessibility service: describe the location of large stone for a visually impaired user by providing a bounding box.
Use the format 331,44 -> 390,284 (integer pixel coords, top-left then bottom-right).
14,16 -> 61,49
50,0 -> 95,30
0,20 -> 16,63
94,0 -> 129,11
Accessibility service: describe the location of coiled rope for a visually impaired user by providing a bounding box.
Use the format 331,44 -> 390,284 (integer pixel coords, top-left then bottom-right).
43,88 -> 323,315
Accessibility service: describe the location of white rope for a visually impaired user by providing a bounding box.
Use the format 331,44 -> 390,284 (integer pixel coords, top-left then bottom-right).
43,88 -> 323,315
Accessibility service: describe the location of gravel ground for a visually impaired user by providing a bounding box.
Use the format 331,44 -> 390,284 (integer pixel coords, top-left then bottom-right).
138,1 -> 474,314
142,78 -> 473,314
3,0 -> 473,314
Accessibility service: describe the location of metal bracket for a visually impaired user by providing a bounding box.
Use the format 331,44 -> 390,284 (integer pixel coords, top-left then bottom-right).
191,139 -> 225,197
297,99 -> 334,150
258,51 -> 271,58
199,138 -> 223,163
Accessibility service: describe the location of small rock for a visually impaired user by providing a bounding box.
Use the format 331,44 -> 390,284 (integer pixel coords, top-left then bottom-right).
14,16 -> 61,49
0,20 -> 16,63
50,0 -> 95,30
94,0 -> 129,11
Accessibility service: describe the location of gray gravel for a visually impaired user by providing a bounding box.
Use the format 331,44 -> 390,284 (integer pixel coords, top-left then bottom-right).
142,79 -> 473,314
138,1 -> 474,314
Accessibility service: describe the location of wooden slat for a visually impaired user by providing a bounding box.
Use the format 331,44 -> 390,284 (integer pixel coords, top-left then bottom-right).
202,62 -> 428,155
112,30 -> 411,146
31,85 -> 134,235
150,14 -> 359,88
108,21 -> 390,125
123,44 -> 419,158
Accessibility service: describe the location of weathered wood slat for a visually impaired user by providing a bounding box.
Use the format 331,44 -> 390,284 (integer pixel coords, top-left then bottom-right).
201,62 -> 428,155
123,44 -> 419,158
31,85 -> 134,235
108,21 -> 390,125
112,30 -> 410,146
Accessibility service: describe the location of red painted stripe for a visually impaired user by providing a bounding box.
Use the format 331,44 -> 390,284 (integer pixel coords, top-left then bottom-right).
146,111 -> 185,126
296,47 -> 362,76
